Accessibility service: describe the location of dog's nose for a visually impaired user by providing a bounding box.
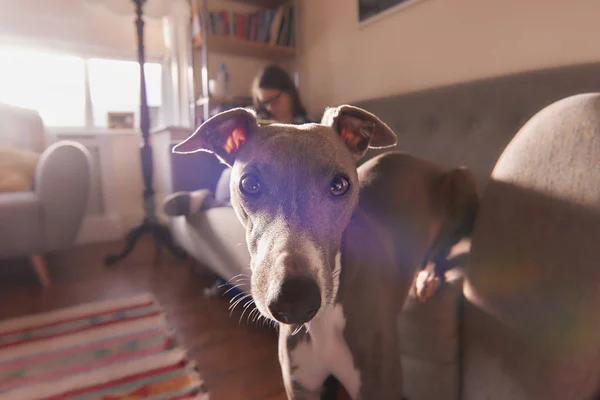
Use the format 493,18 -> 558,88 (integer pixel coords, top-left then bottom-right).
268,277 -> 321,325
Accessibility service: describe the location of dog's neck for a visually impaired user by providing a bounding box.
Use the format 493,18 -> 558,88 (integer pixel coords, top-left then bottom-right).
291,208 -> 402,400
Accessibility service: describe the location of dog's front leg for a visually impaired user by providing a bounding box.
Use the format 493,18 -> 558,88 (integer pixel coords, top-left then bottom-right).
279,325 -> 329,400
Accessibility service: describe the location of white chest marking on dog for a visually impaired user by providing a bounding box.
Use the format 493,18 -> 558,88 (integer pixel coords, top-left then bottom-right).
288,339 -> 329,392
302,251 -> 361,398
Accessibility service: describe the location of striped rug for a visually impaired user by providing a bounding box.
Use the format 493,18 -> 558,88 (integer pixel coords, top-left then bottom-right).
0,293 -> 209,400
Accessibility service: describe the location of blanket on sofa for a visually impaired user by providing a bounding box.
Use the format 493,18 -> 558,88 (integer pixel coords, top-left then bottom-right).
0,145 -> 40,193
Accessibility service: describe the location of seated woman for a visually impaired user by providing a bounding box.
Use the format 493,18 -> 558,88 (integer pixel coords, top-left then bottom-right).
251,64 -> 312,124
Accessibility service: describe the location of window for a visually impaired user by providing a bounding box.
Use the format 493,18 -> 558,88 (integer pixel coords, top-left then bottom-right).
88,58 -> 162,128
0,46 -> 86,127
0,46 -> 162,129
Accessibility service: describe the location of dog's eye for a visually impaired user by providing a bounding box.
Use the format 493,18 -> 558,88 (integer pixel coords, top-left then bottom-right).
330,174 -> 350,196
240,174 -> 261,196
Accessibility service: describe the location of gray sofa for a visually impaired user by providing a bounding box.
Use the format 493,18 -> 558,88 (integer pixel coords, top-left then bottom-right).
0,103 -> 92,286
168,63 -> 600,399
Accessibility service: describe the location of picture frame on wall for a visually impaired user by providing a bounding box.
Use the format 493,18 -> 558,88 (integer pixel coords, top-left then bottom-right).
358,0 -> 414,22
107,112 -> 135,129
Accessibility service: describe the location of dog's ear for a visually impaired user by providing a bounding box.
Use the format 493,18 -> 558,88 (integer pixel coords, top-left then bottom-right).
172,108 -> 258,166
321,105 -> 397,160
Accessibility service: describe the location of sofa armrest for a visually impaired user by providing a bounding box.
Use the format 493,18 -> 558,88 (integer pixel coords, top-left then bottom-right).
34,140 -> 92,251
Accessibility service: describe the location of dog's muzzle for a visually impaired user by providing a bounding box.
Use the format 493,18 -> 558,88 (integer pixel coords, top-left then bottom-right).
267,276 -> 321,324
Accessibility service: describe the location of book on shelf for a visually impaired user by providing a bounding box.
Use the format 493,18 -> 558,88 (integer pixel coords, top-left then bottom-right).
191,1 -> 295,48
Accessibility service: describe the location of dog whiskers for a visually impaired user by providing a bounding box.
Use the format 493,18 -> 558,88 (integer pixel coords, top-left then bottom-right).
223,273 -> 249,286
228,272 -> 245,281
253,309 -> 262,323
239,299 -> 255,325
256,312 -> 274,330
253,309 -> 262,325
228,277 -> 250,285
241,304 -> 278,331
291,325 -> 303,336
304,321 -> 311,334
230,294 -> 251,310
247,308 -> 257,325
223,283 -> 246,295
229,294 -> 252,316
229,291 -> 247,304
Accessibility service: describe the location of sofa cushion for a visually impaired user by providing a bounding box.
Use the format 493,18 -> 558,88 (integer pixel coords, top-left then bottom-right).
463,93 -> 600,400
0,145 -> 40,193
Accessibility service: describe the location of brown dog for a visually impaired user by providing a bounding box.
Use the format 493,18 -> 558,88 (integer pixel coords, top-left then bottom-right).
173,105 -> 479,399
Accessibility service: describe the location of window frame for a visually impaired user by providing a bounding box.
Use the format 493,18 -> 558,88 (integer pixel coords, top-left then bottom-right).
85,57 -> 164,131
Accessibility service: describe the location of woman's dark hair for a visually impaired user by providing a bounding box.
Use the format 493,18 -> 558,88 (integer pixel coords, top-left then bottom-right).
252,64 -> 307,118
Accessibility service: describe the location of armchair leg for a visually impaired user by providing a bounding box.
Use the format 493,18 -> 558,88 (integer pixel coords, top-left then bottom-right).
30,254 -> 51,287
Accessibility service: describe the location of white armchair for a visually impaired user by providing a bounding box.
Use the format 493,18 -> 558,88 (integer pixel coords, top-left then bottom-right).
0,103 -> 92,286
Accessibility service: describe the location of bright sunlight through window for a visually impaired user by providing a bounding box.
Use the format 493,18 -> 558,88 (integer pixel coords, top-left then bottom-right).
88,58 -> 162,128
0,46 -> 162,129
0,46 -> 86,127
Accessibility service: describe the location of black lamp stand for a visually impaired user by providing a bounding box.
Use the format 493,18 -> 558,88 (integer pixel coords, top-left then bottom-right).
105,0 -> 187,266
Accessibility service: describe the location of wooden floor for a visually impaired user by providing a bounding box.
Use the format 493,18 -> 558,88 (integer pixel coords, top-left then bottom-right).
0,236 -> 288,400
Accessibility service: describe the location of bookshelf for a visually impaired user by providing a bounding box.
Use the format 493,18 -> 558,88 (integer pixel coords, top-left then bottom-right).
190,0 -> 298,122
193,34 -> 295,60
228,0 -> 290,9
195,95 -> 253,107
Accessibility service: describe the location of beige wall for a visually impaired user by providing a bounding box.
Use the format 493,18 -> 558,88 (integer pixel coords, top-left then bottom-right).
296,0 -> 600,119
0,0 -> 165,59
